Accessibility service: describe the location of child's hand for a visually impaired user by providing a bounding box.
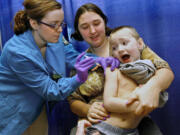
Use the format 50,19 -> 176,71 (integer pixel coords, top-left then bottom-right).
76,119 -> 92,135
126,87 -> 140,105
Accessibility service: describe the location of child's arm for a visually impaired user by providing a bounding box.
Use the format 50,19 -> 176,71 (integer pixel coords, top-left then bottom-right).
103,68 -> 139,113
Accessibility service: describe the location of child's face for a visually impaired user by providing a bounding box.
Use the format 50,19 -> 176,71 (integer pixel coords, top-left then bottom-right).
110,28 -> 142,63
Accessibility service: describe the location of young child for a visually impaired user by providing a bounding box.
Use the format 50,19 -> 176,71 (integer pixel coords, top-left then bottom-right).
85,26 -> 167,135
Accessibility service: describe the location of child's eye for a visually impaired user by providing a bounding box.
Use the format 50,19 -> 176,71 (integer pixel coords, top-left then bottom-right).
112,47 -> 116,50
122,41 -> 126,45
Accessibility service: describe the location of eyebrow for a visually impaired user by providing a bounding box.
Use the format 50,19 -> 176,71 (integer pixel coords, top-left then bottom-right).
79,19 -> 101,26
79,23 -> 88,26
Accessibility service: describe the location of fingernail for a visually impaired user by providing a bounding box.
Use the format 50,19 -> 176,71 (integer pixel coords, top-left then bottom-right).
98,120 -> 102,123
107,115 -> 110,118
125,100 -> 129,105
103,117 -> 106,120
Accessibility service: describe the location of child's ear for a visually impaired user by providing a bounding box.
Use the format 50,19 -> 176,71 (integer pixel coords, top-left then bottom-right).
137,37 -> 145,50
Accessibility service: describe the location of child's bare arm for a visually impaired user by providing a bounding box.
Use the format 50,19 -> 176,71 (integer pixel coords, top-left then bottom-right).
103,68 -> 139,113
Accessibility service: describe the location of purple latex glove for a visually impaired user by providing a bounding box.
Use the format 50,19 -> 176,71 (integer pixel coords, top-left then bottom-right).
95,56 -> 120,71
75,52 -> 95,83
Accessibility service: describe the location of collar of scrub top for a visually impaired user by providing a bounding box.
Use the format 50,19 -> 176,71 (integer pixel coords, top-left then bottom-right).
45,34 -> 66,77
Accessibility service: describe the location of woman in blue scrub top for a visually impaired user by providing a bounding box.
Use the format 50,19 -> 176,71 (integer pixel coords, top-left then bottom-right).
0,0 -> 119,135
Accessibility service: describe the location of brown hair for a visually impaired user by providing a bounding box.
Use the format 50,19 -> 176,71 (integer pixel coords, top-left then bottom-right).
13,0 -> 62,35
71,3 -> 112,41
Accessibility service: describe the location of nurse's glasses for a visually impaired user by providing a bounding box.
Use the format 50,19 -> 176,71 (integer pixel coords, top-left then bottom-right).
39,21 -> 66,31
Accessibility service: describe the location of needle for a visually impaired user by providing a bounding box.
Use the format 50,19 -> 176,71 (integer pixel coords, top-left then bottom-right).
84,55 -> 101,71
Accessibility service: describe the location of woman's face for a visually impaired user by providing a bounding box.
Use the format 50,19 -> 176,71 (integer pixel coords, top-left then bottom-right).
36,9 -> 64,43
78,11 -> 106,48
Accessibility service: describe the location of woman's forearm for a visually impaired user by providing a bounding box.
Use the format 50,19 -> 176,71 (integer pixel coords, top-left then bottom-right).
145,68 -> 174,93
131,68 -> 174,116
104,97 -> 136,113
70,100 -> 90,117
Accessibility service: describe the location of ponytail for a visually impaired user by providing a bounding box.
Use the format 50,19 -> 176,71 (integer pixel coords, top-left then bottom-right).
13,10 -> 30,35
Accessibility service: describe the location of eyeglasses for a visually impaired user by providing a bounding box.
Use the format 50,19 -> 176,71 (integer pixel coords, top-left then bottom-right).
39,21 -> 66,31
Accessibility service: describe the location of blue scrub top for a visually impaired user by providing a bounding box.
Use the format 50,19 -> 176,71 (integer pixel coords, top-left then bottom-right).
0,30 -> 86,135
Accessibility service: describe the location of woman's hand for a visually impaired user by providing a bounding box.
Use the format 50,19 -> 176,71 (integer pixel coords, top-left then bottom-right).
87,102 -> 110,124
95,57 -> 120,73
75,52 -> 95,83
127,86 -> 159,116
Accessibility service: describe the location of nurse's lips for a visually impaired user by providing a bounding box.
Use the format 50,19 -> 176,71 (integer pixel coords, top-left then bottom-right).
54,35 -> 60,39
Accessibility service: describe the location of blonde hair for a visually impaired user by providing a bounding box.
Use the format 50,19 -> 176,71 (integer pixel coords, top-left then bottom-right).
110,26 -> 140,40
13,0 -> 62,35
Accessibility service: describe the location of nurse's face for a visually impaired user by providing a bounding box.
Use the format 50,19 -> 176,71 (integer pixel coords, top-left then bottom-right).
78,11 -> 106,48
36,9 -> 64,43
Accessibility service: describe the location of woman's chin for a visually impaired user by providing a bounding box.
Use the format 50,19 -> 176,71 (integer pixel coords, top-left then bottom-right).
50,39 -> 59,43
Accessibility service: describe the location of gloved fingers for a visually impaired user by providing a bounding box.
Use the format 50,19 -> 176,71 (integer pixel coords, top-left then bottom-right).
115,58 -> 120,67
110,58 -> 120,71
101,64 -> 107,72
97,59 -> 107,71
84,63 -> 95,70
110,59 -> 116,71
76,52 -> 86,63
95,58 -> 106,67
77,61 -> 95,71
106,57 -> 112,66
78,58 -> 95,66
96,57 -> 120,72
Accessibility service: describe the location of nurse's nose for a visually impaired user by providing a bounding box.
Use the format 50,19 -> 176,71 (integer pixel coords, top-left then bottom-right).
56,26 -> 63,33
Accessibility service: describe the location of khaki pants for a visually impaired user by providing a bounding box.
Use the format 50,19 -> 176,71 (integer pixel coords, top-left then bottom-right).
22,105 -> 48,135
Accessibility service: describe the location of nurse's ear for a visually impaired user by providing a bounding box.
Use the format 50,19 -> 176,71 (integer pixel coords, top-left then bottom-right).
137,37 -> 145,50
29,18 -> 39,30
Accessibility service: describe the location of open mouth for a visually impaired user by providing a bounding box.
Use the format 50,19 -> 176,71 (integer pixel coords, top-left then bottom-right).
121,54 -> 130,63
